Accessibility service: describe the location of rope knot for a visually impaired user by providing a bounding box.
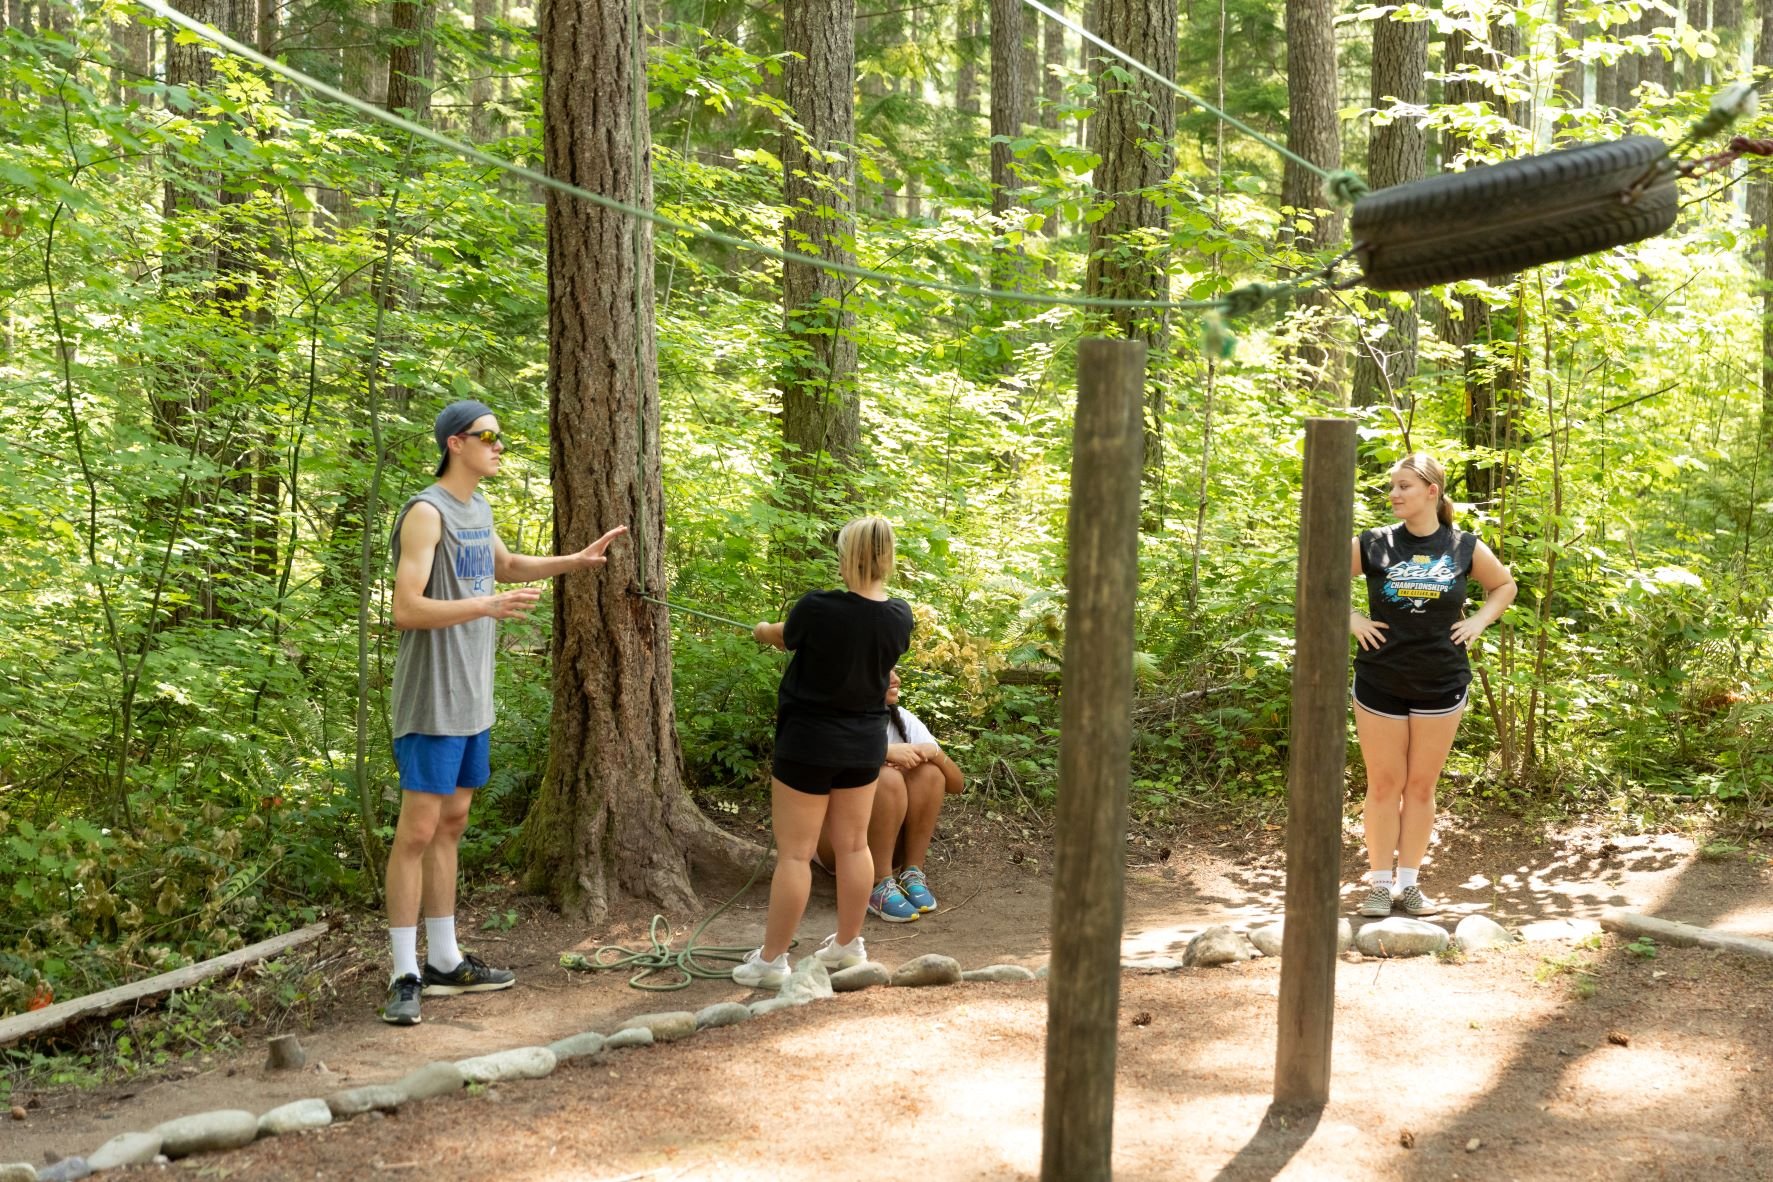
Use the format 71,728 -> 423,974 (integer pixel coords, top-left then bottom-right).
1323,170 -> 1371,207
1221,282 -> 1281,319
1692,81 -> 1761,141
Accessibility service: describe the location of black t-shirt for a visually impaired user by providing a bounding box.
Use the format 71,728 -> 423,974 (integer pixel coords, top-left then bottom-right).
774,590 -> 915,765
1355,522 -> 1478,697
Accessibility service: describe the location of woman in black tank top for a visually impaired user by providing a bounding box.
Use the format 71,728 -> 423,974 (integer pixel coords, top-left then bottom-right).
1348,454 -> 1516,919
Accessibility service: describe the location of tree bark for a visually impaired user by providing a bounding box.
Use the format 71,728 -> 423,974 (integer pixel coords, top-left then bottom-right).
1351,6 -> 1426,409
1616,10 -> 1641,108
1716,0 -> 1741,61
990,0 -> 1028,287
525,0 -> 753,923
344,0 -> 388,109
471,0 -> 500,140
1638,6 -> 1669,96
1442,23 -> 1521,507
1756,0 -> 1773,449
1041,0 -> 1066,256
387,0 -> 435,121
1282,0 -> 1342,390
956,0 -> 980,116
1557,0 -> 1586,103
1683,0 -> 1710,89
1084,0 -> 1175,512
778,0 -> 860,516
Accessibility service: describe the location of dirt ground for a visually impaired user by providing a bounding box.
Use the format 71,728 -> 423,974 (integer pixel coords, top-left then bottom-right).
7,801 -> 1773,1180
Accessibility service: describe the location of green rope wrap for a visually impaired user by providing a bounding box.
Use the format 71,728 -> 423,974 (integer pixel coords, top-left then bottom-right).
1671,81 -> 1761,160
1220,281 -> 1290,319
1200,311 -> 1237,360
1323,170 -> 1370,207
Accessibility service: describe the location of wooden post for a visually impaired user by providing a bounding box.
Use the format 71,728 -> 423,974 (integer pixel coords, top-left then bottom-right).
1272,416 -> 1356,1110
1040,337 -> 1145,1182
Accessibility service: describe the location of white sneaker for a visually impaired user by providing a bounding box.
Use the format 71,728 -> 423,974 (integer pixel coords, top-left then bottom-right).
813,933 -> 867,970
732,947 -> 790,989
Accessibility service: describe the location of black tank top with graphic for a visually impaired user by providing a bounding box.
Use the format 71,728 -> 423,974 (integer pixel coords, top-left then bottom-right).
1355,522 -> 1478,698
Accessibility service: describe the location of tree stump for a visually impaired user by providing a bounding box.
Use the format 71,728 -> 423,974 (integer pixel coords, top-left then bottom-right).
265,1034 -> 306,1071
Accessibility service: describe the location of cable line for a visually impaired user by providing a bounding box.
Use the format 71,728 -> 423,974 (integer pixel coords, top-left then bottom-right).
135,0 -> 1292,316
1018,0 -> 1369,203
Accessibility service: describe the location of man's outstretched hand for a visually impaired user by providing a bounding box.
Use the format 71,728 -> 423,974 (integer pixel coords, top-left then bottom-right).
571,525 -> 629,570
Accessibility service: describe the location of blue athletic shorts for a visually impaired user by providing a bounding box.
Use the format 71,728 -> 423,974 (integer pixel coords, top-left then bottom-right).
394,729 -> 491,794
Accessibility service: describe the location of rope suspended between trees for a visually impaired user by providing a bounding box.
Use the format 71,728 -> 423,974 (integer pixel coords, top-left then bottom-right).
134,0 -> 1297,317
1018,0 -> 1370,207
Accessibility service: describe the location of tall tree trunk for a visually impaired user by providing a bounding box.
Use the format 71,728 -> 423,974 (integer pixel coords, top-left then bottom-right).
1756,0 -> 1773,449
380,0 -> 436,413
990,0 -> 1028,287
1085,0 -> 1174,515
1684,0 -> 1710,89
1594,54 -> 1618,110
525,0 -> 750,922
779,0 -> 860,517
471,0 -> 500,140
1716,0 -> 1742,78
956,0 -> 980,116
1442,23 -> 1521,507
159,0 -> 265,621
1016,0 -> 1039,143
1639,7 -> 1669,95
1616,11 -> 1642,108
387,0 -> 435,121
1352,7 -> 1426,409
344,0 -> 388,109
1041,0 -> 1066,260
1282,0 -> 1343,391
1557,0 -> 1586,104
858,3 -> 899,216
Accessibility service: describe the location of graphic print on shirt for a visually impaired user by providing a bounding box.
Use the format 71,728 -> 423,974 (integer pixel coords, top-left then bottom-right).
1383,551 -> 1461,615
455,526 -> 495,593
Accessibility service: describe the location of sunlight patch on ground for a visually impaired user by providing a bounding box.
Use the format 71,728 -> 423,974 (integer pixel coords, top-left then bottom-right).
1557,1041 -> 1722,1115
1693,899 -> 1773,937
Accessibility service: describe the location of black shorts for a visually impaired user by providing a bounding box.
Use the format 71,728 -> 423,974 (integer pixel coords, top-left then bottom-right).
772,756 -> 879,796
1352,672 -> 1468,720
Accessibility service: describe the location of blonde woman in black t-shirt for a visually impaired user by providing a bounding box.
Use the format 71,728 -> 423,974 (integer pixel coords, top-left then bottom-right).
736,516 -> 915,989
1349,454 -> 1516,918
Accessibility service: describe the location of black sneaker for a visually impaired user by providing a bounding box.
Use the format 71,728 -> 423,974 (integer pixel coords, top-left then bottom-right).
421,952 -> 516,996
381,974 -> 422,1025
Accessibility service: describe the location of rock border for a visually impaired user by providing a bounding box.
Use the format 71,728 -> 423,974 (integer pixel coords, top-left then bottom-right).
12,912 -> 1586,1179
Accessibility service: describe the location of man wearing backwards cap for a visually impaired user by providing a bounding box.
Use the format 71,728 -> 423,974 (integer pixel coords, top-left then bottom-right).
380,399 -> 626,1026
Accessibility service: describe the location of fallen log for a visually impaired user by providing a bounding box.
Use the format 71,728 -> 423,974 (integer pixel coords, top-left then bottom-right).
1598,910 -> 1773,961
0,921 -> 331,1049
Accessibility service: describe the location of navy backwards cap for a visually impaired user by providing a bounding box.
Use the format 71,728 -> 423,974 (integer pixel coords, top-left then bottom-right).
434,399 -> 495,476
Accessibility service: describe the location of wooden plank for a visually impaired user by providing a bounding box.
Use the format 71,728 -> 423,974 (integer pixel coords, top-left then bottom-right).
1040,338 -> 1145,1182
1272,418 -> 1356,1110
0,921 -> 331,1048
1600,910 -> 1773,960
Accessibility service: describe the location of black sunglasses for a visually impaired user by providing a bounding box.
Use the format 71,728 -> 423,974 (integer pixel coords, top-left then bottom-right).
456,429 -> 504,446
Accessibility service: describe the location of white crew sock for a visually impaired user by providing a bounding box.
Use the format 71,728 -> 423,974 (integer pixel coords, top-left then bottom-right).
425,915 -> 462,972
1395,867 -> 1420,890
390,926 -> 420,982
1367,869 -> 1394,889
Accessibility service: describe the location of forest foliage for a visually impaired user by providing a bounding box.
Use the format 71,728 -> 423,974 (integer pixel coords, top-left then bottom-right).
1,0 -> 1770,1027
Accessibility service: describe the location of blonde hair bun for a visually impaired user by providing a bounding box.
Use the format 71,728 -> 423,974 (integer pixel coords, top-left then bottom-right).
836,515 -> 896,586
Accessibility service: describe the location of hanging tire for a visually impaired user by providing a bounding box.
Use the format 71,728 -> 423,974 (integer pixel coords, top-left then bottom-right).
1352,135 -> 1678,291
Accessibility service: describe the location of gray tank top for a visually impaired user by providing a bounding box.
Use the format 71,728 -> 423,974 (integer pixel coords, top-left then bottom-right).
390,485 -> 498,738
